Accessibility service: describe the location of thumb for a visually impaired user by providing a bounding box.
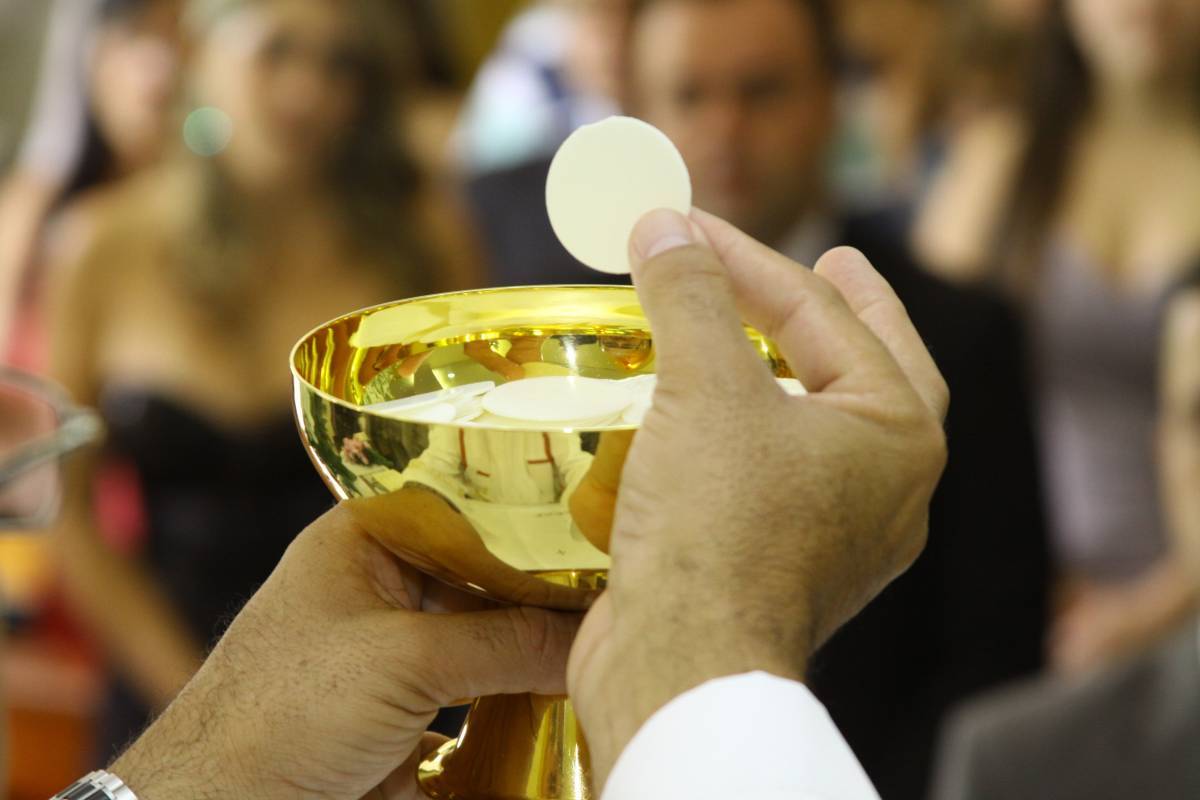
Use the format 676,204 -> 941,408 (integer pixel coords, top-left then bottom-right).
628,208 -> 773,392
401,607 -> 582,704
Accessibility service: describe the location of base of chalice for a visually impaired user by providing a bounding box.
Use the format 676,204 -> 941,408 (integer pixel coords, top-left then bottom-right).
291,287 -> 785,799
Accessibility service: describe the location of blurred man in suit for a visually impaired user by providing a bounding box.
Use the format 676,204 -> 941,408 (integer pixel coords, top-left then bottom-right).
621,1 -> 1050,797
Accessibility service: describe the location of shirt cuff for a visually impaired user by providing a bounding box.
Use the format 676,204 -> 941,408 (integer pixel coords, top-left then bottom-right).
601,671 -> 879,800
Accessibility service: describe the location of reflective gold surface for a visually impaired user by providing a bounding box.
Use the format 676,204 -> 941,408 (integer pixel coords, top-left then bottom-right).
290,286 -> 787,799
418,695 -> 592,800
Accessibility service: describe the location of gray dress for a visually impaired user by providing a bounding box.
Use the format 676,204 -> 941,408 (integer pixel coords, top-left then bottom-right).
1029,243 -> 1170,581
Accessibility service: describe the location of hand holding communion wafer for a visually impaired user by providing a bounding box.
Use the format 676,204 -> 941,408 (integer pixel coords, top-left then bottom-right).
568,208 -> 950,790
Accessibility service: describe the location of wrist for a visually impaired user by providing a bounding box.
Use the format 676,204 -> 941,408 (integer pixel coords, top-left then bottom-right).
110,678 -> 262,800
625,594 -> 813,685
112,737 -> 251,800
582,610 -> 808,788
53,771 -> 138,800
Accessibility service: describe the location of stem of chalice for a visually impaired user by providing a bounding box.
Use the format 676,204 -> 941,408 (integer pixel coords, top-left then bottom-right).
418,570 -> 607,800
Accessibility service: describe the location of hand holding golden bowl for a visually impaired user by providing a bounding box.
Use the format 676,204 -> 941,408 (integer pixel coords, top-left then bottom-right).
291,285 -> 787,799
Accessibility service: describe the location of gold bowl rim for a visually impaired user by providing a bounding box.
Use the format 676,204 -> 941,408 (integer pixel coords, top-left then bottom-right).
288,284 -> 646,429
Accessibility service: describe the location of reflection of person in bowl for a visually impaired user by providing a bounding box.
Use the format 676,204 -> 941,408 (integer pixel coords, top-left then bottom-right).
340,433 -> 388,467
464,336 -> 549,381
399,426 -> 606,573
403,427 -> 592,507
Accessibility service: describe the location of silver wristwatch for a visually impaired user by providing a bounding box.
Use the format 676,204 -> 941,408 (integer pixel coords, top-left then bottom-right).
52,770 -> 139,800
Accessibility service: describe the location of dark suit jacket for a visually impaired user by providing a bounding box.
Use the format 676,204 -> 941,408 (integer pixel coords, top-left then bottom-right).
464,161 -> 1052,800
805,218 -> 1051,800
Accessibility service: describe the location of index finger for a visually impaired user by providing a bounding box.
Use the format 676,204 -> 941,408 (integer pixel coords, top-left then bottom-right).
814,246 -> 950,420
690,209 -> 911,399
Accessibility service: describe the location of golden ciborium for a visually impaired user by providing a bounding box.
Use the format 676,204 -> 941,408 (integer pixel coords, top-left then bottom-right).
290,285 -> 788,799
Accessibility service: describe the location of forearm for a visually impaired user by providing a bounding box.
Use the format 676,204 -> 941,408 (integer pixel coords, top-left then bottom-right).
109,653 -> 261,800
59,519 -> 204,707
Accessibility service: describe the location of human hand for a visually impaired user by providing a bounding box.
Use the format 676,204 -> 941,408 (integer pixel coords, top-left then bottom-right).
342,436 -> 371,465
111,498 -> 580,800
567,208 -> 949,787
464,337 -> 546,381
569,430 -> 635,552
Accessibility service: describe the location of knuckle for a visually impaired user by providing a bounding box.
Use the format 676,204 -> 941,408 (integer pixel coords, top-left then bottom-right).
644,245 -> 731,302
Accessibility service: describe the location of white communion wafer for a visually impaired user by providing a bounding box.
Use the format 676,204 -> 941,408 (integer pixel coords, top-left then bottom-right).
546,116 -> 692,274
482,376 -> 634,425
367,382 -> 495,416
403,402 -> 457,423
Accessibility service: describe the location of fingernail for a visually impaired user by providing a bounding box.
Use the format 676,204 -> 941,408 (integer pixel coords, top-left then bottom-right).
631,208 -> 695,261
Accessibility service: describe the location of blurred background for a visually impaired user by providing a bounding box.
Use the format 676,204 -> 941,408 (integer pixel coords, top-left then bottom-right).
1,1 -> 1198,799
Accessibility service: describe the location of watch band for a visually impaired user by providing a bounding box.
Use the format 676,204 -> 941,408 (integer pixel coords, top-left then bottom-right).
52,770 -> 139,800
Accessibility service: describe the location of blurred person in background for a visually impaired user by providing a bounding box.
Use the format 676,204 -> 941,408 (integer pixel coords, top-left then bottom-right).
922,2 -> 1200,794
450,0 -> 682,288
623,0 -> 1050,797
453,0 -> 640,289
0,1 -> 53,167
916,0 -> 1200,674
453,0 -> 630,177
44,0 -> 478,762
827,0 -> 951,232
939,0 -> 1052,126
0,0 -> 181,369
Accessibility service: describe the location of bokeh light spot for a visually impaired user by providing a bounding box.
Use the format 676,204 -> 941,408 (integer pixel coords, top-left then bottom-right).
182,107 -> 233,157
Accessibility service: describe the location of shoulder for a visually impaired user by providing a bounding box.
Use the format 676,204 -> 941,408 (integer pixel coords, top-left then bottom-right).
47,165 -> 189,290
40,167 -> 192,377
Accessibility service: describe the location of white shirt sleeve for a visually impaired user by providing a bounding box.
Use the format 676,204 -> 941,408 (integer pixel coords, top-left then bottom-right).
602,671 -> 880,800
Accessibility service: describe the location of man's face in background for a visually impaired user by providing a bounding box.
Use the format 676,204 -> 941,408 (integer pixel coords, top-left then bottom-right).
626,0 -> 835,245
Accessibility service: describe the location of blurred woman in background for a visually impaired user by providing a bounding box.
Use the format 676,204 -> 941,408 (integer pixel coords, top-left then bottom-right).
46,0 -> 477,759
829,0 -> 950,226
0,0 -> 183,368
915,0 -> 1200,672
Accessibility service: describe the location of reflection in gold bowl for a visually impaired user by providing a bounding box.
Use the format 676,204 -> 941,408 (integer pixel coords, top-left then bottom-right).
290,286 -> 787,799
